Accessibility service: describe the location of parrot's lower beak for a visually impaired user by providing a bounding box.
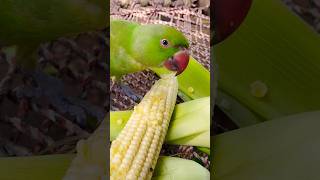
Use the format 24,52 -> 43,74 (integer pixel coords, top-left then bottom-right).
164,50 -> 189,75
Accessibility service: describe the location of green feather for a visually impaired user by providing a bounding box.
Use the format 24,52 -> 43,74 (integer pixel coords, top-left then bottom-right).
0,0 -> 107,69
0,0 -> 106,45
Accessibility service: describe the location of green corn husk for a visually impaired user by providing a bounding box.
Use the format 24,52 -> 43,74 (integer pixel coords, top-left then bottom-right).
110,110 -> 132,141
152,56 -> 210,101
110,97 -> 210,148
0,155 -> 209,180
0,154 -> 74,180
216,90 -> 263,126
214,0 -> 320,126
197,147 -> 210,155
213,111 -> 320,180
153,156 -> 210,180
64,116 -> 107,179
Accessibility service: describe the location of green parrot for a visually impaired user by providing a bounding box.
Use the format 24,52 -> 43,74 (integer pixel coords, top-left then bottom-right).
110,20 -> 190,80
0,0 -> 107,69
0,0 -> 107,126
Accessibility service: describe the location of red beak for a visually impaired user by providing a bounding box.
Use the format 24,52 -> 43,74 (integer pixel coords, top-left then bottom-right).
164,50 -> 189,75
213,0 -> 253,44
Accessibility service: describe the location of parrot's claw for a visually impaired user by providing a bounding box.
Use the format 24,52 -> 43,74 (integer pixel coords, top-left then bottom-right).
120,83 -> 142,102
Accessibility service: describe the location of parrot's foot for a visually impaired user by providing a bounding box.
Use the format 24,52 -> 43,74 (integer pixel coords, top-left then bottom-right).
15,70 -> 104,128
119,83 -> 142,102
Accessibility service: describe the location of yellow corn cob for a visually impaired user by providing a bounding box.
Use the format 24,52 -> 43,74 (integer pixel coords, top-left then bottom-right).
110,74 -> 178,180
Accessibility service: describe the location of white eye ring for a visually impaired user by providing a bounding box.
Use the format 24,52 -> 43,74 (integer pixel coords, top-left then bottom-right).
160,39 -> 170,47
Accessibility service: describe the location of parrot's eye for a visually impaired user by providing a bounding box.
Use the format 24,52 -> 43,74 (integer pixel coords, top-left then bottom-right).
160,39 -> 170,48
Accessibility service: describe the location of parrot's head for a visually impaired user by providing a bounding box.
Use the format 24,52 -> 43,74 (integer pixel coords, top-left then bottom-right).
131,24 -> 190,75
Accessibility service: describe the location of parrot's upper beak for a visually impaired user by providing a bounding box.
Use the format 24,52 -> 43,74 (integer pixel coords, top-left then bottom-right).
164,50 -> 189,75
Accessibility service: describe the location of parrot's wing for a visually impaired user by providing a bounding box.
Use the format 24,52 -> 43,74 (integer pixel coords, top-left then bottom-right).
110,21 -> 145,77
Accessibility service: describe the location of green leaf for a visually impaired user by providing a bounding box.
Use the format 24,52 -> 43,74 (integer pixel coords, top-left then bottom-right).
153,156 -> 210,180
110,97 -> 210,148
214,0 -> 320,124
213,111 -> 320,180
